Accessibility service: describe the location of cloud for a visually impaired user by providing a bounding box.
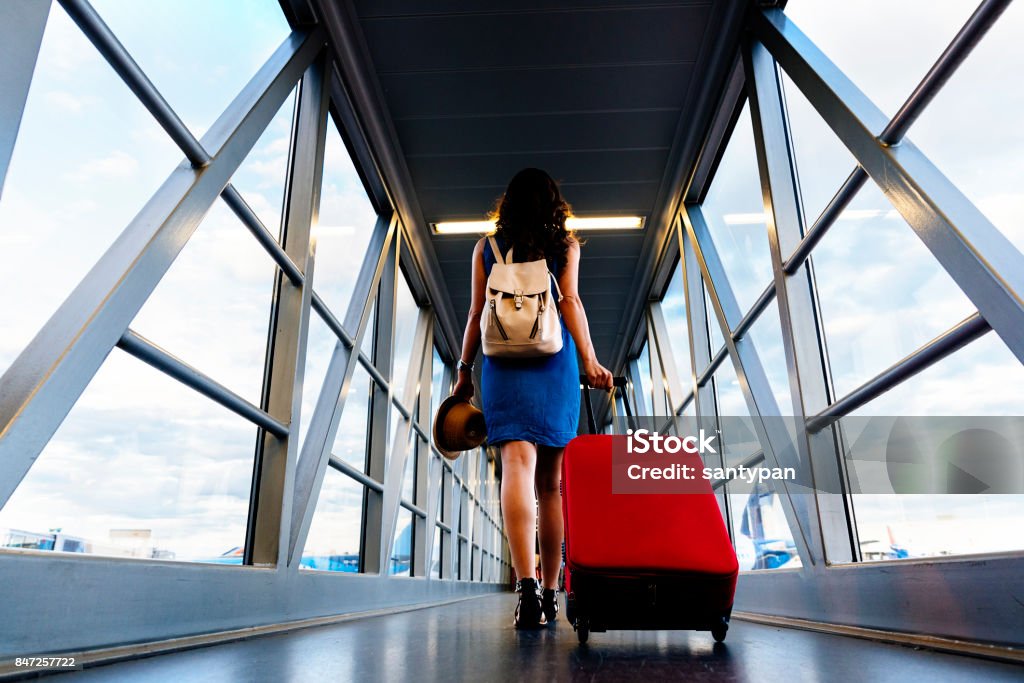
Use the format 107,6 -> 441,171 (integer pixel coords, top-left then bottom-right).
43,90 -> 89,113
69,150 -> 140,181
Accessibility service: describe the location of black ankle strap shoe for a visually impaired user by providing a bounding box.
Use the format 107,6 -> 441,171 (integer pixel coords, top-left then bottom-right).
540,588 -> 558,625
514,578 -> 545,629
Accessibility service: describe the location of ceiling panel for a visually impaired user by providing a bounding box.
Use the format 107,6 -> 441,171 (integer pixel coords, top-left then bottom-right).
356,0 -> 712,19
408,148 -> 669,190
418,182 -> 660,221
395,110 -> 682,157
346,0 -> 735,387
359,5 -> 710,73
381,65 -> 693,119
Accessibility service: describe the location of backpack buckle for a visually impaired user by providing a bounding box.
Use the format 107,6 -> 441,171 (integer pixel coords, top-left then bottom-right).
514,289 -> 524,309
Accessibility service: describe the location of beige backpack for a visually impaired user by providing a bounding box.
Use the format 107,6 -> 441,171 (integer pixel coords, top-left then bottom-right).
480,236 -> 564,357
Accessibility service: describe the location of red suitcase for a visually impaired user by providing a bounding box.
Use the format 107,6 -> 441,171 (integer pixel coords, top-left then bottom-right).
561,378 -> 739,644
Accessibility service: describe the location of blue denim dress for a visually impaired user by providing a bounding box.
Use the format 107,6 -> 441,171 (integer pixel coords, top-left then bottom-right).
480,235 -> 580,448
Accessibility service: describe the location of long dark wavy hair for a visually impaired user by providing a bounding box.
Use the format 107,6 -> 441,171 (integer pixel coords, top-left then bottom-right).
490,168 -> 576,270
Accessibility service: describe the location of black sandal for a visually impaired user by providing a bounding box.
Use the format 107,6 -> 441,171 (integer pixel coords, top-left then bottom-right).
540,588 -> 558,625
514,578 -> 545,629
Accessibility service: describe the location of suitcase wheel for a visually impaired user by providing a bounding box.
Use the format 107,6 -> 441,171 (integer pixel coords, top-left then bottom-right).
576,618 -> 589,644
712,618 -> 728,643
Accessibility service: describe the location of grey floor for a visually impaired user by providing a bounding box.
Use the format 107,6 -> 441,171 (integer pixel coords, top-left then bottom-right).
52,594 -> 1022,682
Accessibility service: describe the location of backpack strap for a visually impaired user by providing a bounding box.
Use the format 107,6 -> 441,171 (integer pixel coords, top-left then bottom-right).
487,235 -> 512,265
549,272 -> 564,302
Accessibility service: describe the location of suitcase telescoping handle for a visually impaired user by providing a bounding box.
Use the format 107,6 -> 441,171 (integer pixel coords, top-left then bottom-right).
579,375 -> 636,435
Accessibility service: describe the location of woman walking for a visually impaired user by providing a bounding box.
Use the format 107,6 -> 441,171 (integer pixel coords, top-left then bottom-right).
452,168 -> 613,629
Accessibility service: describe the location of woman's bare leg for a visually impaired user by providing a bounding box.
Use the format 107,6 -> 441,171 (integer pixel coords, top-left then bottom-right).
500,441 -> 538,582
535,445 -> 564,590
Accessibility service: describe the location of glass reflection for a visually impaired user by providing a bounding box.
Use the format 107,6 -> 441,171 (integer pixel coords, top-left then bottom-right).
302,468 -> 363,572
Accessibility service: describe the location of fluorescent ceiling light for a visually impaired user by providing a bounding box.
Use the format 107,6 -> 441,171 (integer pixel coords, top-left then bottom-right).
433,220 -> 495,235
433,216 -> 644,235
567,216 -> 644,230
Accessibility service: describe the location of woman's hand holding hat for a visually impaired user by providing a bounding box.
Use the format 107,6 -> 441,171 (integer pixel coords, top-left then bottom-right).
453,369 -> 474,399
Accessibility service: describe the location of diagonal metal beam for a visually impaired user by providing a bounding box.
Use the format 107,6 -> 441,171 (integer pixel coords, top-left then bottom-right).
0,0 -> 51,199
649,301 -> 688,418
782,0 -> 1010,276
683,204 -> 818,567
753,8 -> 1024,365
676,220 -> 728,519
378,309 -> 432,573
0,28 -> 324,510
644,312 -> 668,417
362,228 -> 399,574
414,330 -> 436,578
744,37 -> 856,564
245,53 -> 329,567
287,213 -> 396,566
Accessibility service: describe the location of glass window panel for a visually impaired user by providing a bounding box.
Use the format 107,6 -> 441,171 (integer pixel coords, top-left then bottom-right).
225,88 -> 294,233
849,332 -> 1024,418
810,181 -> 975,401
911,1 -> 1024,256
389,406 -> 413,486
129,198 -> 276,406
430,525 -> 442,579
0,5 -> 181,377
783,1 -> 978,118
389,509 -> 414,576
700,104 -> 773,314
681,400 -> 697,419
713,357 -> 759,468
297,311 -> 335,452
0,350 -> 255,563
635,341 -> 653,415
332,364 -> 373,470
430,347 -> 448,443
843,334 -> 1024,562
362,300 -> 376,358
312,123 -> 379,317
301,468 -> 363,572
401,411 -> 418,504
745,300 -> 792,414
118,89 -> 294,406
705,286 -> 726,355
662,262 -> 692,386
390,270 -> 421,402
780,69 -> 860,226
729,479 -> 801,572
92,0 -> 291,138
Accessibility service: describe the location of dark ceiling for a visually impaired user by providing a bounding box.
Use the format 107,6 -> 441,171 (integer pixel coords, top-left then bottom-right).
349,0 -> 737,366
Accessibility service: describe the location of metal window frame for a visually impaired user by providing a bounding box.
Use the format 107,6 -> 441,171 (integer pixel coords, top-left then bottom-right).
637,1 -> 1024,646
245,52 -> 330,567
0,0 -> 504,657
0,22 -> 325,509
0,0 -> 51,199
752,7 -> 1024,365
3,0 -> 1023,657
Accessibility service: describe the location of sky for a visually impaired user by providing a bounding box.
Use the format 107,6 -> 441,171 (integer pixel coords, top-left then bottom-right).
0,0 -> 385,561
1,0 -> 1022,564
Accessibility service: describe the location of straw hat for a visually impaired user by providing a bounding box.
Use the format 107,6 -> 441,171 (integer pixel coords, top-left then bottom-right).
433,396 -> 487,459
